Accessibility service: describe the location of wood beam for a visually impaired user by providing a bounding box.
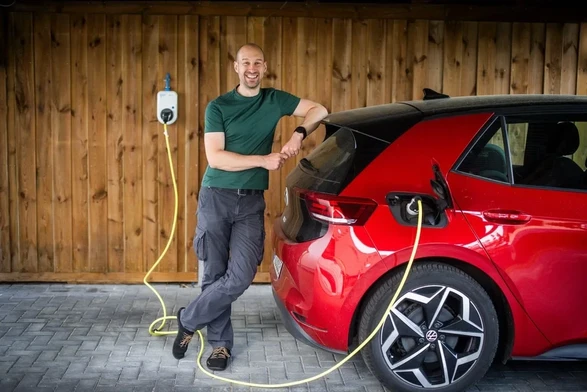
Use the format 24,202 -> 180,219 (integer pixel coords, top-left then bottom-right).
7,1 -> 585,23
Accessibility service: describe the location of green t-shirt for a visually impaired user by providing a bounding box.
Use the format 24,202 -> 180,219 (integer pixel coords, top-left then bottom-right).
201,87 -> 301,190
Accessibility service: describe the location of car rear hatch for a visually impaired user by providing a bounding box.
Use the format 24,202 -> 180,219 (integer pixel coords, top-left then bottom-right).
280,104 -> 422,243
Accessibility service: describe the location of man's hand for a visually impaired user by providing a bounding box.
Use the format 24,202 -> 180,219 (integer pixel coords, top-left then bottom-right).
280,132 -> 303,158
263,152 -> 288,170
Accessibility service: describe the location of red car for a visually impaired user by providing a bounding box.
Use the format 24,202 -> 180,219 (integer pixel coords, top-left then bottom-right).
270,90 -> 587,392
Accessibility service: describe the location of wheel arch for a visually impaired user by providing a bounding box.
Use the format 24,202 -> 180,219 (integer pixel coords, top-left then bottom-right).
348,256 -> 514,364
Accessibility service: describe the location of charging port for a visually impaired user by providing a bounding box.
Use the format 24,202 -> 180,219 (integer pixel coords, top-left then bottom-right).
386,192 -> 447,228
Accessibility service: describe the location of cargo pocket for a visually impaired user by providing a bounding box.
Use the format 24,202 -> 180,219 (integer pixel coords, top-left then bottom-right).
193,230 -> 207,261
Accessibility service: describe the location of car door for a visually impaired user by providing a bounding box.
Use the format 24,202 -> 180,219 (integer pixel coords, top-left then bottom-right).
447,113 -> 587,349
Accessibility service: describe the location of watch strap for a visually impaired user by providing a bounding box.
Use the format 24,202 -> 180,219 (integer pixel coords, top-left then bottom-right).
294,126 -> 307,140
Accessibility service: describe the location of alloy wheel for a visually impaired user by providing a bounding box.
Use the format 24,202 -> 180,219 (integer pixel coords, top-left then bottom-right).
379,284 -> 485,389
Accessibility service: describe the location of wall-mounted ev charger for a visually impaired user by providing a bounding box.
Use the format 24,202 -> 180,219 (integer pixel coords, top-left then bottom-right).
157,73 -> 178,125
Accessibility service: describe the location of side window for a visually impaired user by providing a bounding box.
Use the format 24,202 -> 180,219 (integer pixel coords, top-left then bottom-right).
505,115 -> 587,191
456,118 -> 510,183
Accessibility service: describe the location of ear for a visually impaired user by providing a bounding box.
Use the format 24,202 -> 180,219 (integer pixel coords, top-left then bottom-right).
233,60 -> 238,73
263,61 -> 267,72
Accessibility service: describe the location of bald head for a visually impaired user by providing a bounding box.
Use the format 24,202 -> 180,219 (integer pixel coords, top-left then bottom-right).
236,43 -> 265,62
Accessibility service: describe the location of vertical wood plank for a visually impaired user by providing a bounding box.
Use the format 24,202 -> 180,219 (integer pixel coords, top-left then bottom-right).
221,16 -> 246,95
390,20 -> 411,102
510,23 -> 531,94
460,22 -> 478,96
297,17 -> 317,163
527,24 -> 545,94
561,23 -> 579,95
247,16 -> 264,46
366,19 -> 386,106
577,23 -> 587,96
316,17 -> 333,107
106,14 -> 124,272
351,19 -> 367,108
87,14 -> 108,272
0,10 -> 10,271
280,17 -> 298,178
443,21 -> 462,97
178,15 -> 199,274
198,15 -> 220,211
51,13 -> 73,273
157,15 -> 178,272
477,22 -> 497,96
123,15 -> 143,273
331,18 -> 352,111
264,17 -> 281,95
219,16 -> 228,95
70,14 -> 89,272
176,15 -> 187,274
142,15 -> 160,273
313,17 -> 332,140
409,20 -> 430,99
495,23 -> 512,94
383,19 -> 396,103
6,12 -> 19,272
16,13 -> 38,272
34,14 -> 52,273
427,21 -> 444,94
544,23 -> 563,94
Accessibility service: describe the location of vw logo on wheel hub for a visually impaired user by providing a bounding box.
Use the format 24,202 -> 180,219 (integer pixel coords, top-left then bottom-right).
425,330 -> 438,342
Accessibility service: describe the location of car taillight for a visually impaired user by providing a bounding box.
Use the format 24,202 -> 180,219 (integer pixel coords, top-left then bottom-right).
295,188 -> 377,226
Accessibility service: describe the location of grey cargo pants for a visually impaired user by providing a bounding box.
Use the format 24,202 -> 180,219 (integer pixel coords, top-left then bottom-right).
180,186 -> 265,350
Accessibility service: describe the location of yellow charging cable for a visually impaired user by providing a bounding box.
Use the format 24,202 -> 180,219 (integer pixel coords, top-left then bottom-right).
144,122 -> 423,388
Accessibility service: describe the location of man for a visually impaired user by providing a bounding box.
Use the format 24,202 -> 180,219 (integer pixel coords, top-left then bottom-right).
172,43 -> 328,371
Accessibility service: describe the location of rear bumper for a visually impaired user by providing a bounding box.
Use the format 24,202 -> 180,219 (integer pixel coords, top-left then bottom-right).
270,218 -> 387,353
271,288 -> 346,355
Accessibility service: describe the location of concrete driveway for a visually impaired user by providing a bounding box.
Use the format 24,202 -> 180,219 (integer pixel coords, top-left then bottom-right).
1,283 -> 586,391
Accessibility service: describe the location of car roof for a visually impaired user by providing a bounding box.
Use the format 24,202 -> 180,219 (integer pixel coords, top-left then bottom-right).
322,92 -> 587,130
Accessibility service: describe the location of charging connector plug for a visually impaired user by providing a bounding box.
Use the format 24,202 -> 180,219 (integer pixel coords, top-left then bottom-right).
161,109 -> 173,124
406,196 -> 422,216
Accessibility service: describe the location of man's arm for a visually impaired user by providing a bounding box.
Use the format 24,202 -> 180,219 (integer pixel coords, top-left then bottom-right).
280,98 -> 329,157
205,132 -> 286,172
292,98 -> 329,138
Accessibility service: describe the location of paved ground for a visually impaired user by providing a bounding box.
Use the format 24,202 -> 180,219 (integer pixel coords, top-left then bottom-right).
0,283 -> 586,392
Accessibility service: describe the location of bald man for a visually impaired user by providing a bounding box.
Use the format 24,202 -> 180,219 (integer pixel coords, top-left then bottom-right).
172,43 -> 328,371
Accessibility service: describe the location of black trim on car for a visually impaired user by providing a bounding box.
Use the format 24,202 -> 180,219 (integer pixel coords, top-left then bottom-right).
501,115 -> 515,186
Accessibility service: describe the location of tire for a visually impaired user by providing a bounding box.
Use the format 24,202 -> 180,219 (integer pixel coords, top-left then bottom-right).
358,262 -> 499,392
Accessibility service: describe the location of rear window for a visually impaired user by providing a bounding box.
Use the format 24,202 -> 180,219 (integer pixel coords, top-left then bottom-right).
286,127 -> 389,195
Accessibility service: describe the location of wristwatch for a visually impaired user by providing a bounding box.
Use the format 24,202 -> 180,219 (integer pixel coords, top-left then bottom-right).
294,126 -> 307,140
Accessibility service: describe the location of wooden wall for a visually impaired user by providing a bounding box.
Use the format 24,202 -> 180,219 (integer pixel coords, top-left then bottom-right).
1,4 -> 586,283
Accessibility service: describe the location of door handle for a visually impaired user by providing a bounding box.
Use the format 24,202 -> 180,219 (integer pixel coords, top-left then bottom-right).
482,210 -> 532,225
